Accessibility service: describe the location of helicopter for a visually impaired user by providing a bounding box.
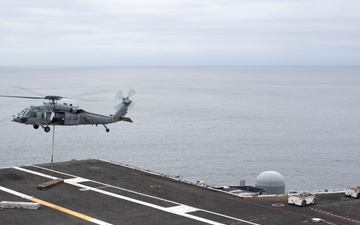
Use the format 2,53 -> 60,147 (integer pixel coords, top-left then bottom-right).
0,89 -> 135,133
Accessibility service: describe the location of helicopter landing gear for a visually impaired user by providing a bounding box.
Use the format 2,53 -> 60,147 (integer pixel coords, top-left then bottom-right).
103,124 -> 110,132
44,126 -> 51,133
33,124 -> 39,129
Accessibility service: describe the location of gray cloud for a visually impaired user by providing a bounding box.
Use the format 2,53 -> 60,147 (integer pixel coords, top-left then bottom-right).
1,0 -> 359,66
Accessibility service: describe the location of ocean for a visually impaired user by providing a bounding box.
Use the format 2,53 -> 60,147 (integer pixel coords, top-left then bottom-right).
0,66 -> 359,192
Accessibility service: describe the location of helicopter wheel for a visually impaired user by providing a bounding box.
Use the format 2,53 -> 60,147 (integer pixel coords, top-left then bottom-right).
44,126 -> 51,133
33,124 -> 39,129
103,124 -> 110,132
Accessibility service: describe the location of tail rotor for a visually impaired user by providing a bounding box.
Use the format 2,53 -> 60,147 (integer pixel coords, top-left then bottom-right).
127,88 -> 136,99
114,89 -> 136,111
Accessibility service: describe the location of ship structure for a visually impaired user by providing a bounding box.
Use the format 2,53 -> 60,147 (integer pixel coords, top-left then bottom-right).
0,159 -> 359,225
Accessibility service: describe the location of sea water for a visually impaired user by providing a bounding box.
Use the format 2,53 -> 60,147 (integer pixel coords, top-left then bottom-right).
0,66 -> 359,192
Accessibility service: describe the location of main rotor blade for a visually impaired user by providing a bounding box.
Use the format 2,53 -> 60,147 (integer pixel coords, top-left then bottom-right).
69,90 -> 111,102
10,86 -> 64,101
13,86 -> 45,97
0,95 -> 45,100
63,97 -> 97,102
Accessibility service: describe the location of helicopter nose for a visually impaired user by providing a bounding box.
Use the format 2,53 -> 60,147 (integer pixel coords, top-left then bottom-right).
12,116 -> 26,123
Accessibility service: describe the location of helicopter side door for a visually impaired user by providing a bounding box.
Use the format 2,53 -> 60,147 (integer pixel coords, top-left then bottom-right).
36,112 -> 42,119
45,112 -> 53,122
64,112 -> 80,125
35,111 -> 47,124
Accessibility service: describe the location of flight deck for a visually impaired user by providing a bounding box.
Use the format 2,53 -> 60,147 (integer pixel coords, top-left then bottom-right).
0,159 -> 359,225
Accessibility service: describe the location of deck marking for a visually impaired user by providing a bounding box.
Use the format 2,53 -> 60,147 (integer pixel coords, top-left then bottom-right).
14,166 -> 262,225
0,186 -> 33,199
199,209 -> 262,225
32,165 -> 185,205
32,164 -> 260,223
66,177 -> 90,183
13,166 -> 60,180
0,186 -> 112,225
166,205 -> 199,214
66,180 -> 225,225
29,197 -> 93,220
311,208 -> 360,224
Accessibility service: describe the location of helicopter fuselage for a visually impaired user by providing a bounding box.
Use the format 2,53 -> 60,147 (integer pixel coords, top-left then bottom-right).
2,88 -> 135,133
12,101 -> 132,132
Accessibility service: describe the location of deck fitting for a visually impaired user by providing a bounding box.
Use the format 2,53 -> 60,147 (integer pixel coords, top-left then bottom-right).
37,179 -> 64,191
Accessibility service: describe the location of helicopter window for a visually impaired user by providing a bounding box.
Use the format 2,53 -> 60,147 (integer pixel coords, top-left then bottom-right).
31,112 -> 36,117
25,109 -> 32,116
20,108 -> 28,114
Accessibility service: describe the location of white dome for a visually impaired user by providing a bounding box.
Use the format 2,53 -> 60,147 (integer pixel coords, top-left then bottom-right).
255,171 -> 285,194
256,171 -> 285,186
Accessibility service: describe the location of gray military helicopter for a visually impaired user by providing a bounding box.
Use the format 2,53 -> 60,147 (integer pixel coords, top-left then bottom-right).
0,89 -> 135,133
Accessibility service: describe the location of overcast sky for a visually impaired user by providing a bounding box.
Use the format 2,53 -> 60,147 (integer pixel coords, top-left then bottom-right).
1,0 -> 359,66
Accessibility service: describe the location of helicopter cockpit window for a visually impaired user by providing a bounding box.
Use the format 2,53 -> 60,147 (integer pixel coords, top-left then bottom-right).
24,109 -> 32,116
19,108 -> 28,115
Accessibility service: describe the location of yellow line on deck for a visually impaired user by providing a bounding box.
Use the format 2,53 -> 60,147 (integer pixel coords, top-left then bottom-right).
0,185 -> 111,225
29,197 -> 92,221
311,208 -> 360,224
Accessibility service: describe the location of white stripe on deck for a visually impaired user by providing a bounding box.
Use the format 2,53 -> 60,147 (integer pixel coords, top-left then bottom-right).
66,179 -> 225,225
14,166 -> 60,180
166,205 -> 199,214
13,166 -> 261,225
0,186 -> 33,199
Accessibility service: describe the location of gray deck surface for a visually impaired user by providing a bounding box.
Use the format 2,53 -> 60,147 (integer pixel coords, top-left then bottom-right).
0,159 -> 359,225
